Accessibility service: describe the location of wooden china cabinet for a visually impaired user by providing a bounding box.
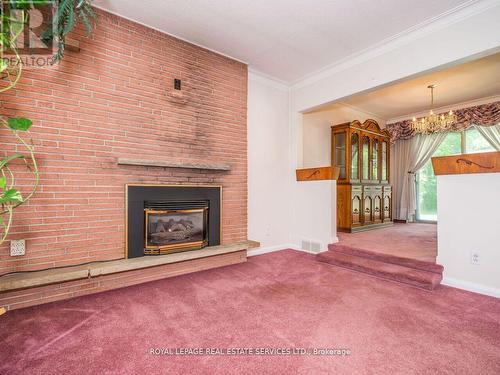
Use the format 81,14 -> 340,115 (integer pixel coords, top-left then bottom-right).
331,119 -> 393,232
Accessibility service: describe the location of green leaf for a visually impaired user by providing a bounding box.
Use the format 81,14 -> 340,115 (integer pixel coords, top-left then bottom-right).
7,117 -> 32,131
0,33 -> 8,48
32,1 -> 54,6
9,1 -> 32,10
63,6 -> 76,36
84,3 -> 97,19
7,10 -> 26,36
79,9 -> 91,35
0,154 -> 26,169
41,25 -> 54,45
0,189 -> 23,204
0,176 -> 6,190
57,0 -> 72,23
0,59 -> 7,73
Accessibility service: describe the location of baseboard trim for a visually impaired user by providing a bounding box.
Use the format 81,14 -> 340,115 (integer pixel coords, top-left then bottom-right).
442,277 -> 500,298
247,244 -> 298,257
247,244 -> 331,257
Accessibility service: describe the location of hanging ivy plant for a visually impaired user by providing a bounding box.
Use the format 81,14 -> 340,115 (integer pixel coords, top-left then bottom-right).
43,0 -> 97,61
0,0 -> 97,245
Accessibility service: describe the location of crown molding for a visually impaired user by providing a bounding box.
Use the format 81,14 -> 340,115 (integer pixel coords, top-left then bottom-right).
291,0 -> 500,89
386,95 -> 500,124
248,69 -> 291,91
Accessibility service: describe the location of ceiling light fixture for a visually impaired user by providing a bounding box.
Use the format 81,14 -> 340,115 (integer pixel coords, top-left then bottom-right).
411,85 -> 457,134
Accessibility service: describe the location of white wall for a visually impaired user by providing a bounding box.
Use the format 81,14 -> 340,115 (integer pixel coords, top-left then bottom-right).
437,173 -> 500,297
247,72 -> 293,250
247,73 -> 340,253
290,180 -> 337,251
302,104 -> 386,167
246,73 -> 340,254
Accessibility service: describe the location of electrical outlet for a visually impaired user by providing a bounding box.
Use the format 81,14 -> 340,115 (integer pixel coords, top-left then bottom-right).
470,252 -> 480,265
10,240 -> 25,256
265,225 -> 271,238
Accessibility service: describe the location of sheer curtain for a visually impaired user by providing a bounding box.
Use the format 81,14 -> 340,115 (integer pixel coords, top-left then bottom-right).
475,123 -> 500,150
393,133 -> 447,221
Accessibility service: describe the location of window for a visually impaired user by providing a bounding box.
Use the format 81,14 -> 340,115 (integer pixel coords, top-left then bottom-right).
465,127 -> 495,153
416,128 -> 495,221
381,141 -> 388,181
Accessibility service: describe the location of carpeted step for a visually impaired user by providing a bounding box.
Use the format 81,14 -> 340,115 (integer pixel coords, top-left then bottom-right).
328,243 -> 443,274
316,251 -> 442,290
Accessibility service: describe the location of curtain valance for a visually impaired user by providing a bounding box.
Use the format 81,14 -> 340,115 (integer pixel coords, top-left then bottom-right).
386,100 -> 500,142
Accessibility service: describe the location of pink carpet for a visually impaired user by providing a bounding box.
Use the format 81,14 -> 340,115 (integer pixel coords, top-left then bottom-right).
1,250 -> 499,374
338,223 -> 437,262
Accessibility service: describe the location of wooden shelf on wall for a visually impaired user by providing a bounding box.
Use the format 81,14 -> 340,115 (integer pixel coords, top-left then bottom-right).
432,151 -> 500,175
117,158 -> 231,171
296,166 -> 340,181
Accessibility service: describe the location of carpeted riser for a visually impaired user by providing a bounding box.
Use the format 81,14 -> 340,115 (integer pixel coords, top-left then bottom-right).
316,250 -> 443,290
328,244 -> 443,274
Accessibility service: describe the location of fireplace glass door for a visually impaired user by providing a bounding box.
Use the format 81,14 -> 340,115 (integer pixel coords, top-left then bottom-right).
145,206 -> 208,255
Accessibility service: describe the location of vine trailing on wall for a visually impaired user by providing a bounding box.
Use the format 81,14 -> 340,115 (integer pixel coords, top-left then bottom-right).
0,0 -> 96,245
0,118 -> 39,244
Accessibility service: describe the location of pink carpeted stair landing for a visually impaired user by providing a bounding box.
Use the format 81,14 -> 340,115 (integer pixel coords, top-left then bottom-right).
316,244 -> 443,290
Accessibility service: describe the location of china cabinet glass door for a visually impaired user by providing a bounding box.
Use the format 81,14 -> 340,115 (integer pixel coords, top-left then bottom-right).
351,132 -> 359,180
372,139 -> 379,181
362,136 -> 369,180
334,132 -> 346,179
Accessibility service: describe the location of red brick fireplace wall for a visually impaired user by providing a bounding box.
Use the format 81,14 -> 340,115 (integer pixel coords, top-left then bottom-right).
0,9 -> 248,278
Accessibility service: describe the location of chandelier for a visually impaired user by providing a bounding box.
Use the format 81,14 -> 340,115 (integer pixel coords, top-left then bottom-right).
411,85 -> 457,134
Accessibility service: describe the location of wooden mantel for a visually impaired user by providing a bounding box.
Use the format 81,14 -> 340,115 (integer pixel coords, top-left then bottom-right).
296,166 -> 340,181
117,158 -> 231,171
432,151 -> 500,176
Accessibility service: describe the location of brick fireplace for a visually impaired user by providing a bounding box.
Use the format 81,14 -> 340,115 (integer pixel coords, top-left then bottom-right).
0,8 -> 248,310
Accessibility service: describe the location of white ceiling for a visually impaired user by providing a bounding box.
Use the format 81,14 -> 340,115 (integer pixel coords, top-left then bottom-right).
93,0 -> 472,83
331,52 -> 500,122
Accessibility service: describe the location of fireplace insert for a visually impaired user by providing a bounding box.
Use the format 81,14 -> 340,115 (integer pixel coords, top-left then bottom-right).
144,200 -> 209,255
126,185 -> 221,258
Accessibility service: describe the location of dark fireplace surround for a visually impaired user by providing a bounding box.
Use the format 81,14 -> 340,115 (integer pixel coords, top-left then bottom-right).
126,185 -> 221,258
